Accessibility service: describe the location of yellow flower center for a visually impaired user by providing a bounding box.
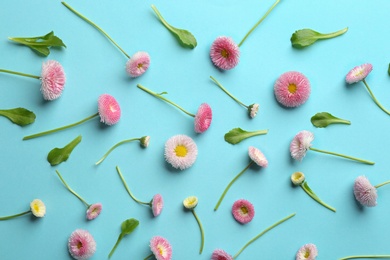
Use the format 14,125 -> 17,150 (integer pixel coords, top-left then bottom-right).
175,145 -> 188,157
293,172 -> 303,181
137,63 -> 143,69
77,241 -> 83,249
157,245 -> 166,256
33,203 -> 40,213
288,83 -> 297,94
304,250 -> 310,258
240,206 -> 248,215
221,49 -> 229,58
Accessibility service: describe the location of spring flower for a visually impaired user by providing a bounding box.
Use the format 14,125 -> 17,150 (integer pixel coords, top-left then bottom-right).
116,166 -> 163,217
62,2 -> 150,78
211,213 -> 295,259
291,172 -> 335,212
290,130 -> 374,165
23,93 -> 121,140
137,84 -> 212,133
145,236 -> 173,260
95,135 -> 150,165
345,63 -> 390,116
183,196 -> 205,254
274,71 -> 311,107
296,243 -> 318,260
55,170 -> 102,220
0,60 -> 66,101
68,229 -> 96,260
232,199 -> 255,224
210,76 -> 259,118
164,135 -> 198,170
353,176 -> 390,207
209,0 -> 280,70
0,199 -> 46,220
214,146 -> 267,211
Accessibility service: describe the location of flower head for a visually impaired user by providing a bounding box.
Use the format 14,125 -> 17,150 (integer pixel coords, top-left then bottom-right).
346,63 -> 373,84
98,94 -> 121,125
125,51 -> 151,78
248,103 -> 259,118
30,199 -> 46,218
183,196 -> 198,209
86,203 -> 102,220
150,236 -> 172,260
210,36 -> 240,70
194,103 -> 212,133
291,172 -> 305,186
140,136 -> 150,148
274,71 -> 311,107
248,146 -> 268,167
296,243 -> 318,260
353,176 -> 377,207
232,199 -> 255,224
68,229 -> 96,260
211,249 -> 233,260
40,60 -> 66,100
151,194 -> 164,217
164,135 -> 198,170
290,130 -> 314,161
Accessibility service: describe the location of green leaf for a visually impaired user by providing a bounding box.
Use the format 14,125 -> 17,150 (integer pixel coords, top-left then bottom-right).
388,63 -> 390,76
291,27 -> 348,48
109,218 -> 139,258
311,112 -> 351,128
47,135 -> 82,166
0,107 -> 36,126
224,127 -> 268,145
151,5 -> 197,49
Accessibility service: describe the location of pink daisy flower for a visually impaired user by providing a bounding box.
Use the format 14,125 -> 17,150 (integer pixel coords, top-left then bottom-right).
211,249 -> 233,260
353,176 -> 378,207
98,94 -> 121,125
274,71 -> 311,107
290,130 -> 314,161
40,60 -> 66,100
152,194 -> 164,217
68,229 -> 96,260
248,146 -> 268,167
232,199 -> 255,224
345,63 -> 373,84
86,203 -> 102,220
296,243 -> 318,260
149,236 -> 172,260
164,135 -> 198,170
194,103 -> 212,133
248,103 -> 259,118
210,36 -> 240,70
126,51 -> 151,77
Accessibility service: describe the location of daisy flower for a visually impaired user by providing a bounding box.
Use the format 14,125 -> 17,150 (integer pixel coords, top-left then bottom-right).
353,176 -> 390,207
0,199 -> 46,220
68,229 -> 96,260
0,60 -> 66,101
62,2 -> 150,78
296,243 -> 318,260
345,63 -> 390,116
274,71 -> 311,107
232,199 -> 255,224
23,93 -> 121,140
145,236 -> 173,260
210,0 -> 280,70
211,213 -> 295,259
137,84 -> 212,133
183,196 -> 205,254
290,130 -> 374,165
164,135 -> 198,170
214,146 -> 267,211
116,166 -> 163,217
55,170 -> 102,220
210,76 -> 259,118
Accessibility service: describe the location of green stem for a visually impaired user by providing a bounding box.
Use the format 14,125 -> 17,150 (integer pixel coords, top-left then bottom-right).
0,69 -> 40,79
23,112 -> 99,140
151,5 -> 174,32
238,0 -> 280,47
340,255 -> 390,260
362,79 -> 390,116
233,213 -> 296,259
96,138 -> 141,165
301,182 -> 336,212
0,210 -> 31,220
309,147 -> 374,165
115,166 -> 150,205
137,84 -> 195,117
316,27 -> 348,39
210,76 -> 247,108
108,234 -> 123,259
55,170 -> 89,207
61,2 -> 130,59
143,253 -> 154,260
214,161 -> 253,211
192,210 -> 205,254
375,180 -> 390,189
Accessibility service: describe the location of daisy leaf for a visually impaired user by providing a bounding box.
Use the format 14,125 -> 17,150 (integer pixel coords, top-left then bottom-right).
291,27 -> 348,48
311,112 -> 350,128
109,218 -> 139,258
0,107 -> 36,126
47,135 -> 82,166
224,127 -> 268,145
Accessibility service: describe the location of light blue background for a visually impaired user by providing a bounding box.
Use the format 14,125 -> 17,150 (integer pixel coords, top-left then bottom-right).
1,0 -> 390,259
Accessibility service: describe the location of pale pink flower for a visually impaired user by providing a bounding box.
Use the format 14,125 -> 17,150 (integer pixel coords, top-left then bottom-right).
248,103 -> 259,118
194,103 -> 212,133
210,36 -> 240,70
40,60 -> 66,100
125,51 -> 151,78
232,199 -> 255,224
86,203 -> 102,220
151,194 -> 164,217
248,146 -> 268,167
98,94 -> 121,125
296,243 -> 318,260
68,229 -> 96,260
290,130 -> 314,161
164,135 -> 198,170
345,63 -> 373,84
354,176 -> 377,207
211,249 -> 233,260
274,71 -> 311,107
150,236 -> 172,260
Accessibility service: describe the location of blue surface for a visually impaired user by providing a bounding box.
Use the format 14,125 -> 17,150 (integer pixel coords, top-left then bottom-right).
1,0 -> 390,259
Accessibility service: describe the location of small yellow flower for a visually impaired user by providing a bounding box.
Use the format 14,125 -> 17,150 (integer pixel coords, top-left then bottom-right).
291,172 -> 305,186
183,196 -> 198,209
30,199 -> 46,218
